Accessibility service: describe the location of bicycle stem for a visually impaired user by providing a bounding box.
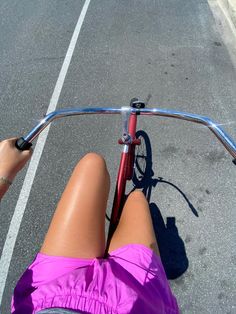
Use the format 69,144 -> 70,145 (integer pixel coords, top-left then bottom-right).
16,107 -> 236,162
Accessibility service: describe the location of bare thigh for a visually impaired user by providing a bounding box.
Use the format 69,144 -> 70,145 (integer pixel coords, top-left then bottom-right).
108,190 -> 159,255
40,153 -> 110,259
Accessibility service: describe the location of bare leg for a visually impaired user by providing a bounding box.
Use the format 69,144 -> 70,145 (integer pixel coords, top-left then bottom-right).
108,190 -> 159,255
40,153 -> 110,259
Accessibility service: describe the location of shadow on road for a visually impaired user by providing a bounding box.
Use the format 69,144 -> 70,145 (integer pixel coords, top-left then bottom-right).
132,130 -> 198,279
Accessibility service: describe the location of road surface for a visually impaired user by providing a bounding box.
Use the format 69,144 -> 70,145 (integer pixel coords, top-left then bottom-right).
0,0 -> 236,313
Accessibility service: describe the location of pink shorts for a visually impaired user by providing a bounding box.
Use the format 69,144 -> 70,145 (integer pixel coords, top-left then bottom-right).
12,244 -> 179,314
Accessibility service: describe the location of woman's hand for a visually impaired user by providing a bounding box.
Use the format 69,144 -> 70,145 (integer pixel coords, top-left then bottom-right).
0,138 -> 33,182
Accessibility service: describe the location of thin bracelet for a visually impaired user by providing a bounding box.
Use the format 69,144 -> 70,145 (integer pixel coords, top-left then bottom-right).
0,177 -> 12,186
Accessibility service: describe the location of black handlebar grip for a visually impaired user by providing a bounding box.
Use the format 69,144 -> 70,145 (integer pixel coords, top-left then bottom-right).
15,137 -> 32,151
233,159 -> 236,165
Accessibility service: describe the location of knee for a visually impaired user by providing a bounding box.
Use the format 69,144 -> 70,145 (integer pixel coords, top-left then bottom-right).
128,190 -> 146,201
76,153 -> 108,172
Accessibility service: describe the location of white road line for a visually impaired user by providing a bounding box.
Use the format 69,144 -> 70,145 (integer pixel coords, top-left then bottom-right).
0,0 -> 91,303
216,0 -> 236,38
208,0 -> 236,37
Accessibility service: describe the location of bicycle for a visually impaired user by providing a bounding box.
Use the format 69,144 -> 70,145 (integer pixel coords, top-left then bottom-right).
15,98 -> 236,247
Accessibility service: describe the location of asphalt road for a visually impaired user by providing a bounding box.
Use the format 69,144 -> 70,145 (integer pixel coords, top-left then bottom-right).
0,0 -> 236,313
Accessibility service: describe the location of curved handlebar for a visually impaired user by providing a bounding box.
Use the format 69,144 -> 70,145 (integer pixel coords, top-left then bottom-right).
16,107 -> 236,163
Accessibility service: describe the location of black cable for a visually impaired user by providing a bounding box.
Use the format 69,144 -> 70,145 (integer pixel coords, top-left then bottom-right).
106,213 -> 111,221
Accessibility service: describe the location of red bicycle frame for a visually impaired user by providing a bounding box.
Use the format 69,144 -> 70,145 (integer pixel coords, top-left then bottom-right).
107,112 -> 141,242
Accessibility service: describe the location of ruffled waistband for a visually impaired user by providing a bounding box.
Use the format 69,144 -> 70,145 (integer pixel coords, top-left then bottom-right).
35,294 -> 117,314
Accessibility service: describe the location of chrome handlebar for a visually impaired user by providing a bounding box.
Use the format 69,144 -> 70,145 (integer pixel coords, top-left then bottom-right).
16,107 -> 236,162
